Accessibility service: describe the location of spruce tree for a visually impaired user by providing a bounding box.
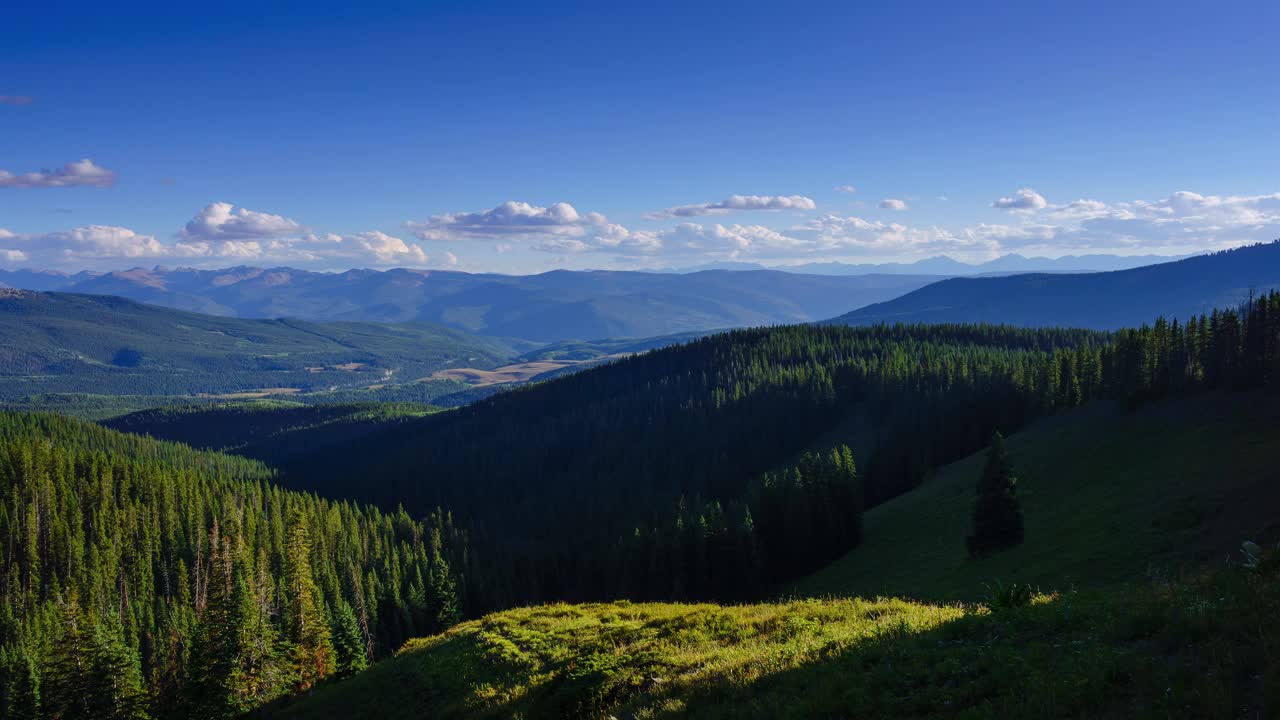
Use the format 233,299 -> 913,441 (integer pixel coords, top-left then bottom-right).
967,432 -> 1025,556
426,555 -> 461,634
285,508 -> 335,691
86,618 -> 151,720
4,645 -> 41,720
43,594 -> 92,720
331,599 -> 368,676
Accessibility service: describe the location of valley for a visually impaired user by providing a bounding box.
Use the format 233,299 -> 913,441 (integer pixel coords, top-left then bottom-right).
8,8 -> 1278,717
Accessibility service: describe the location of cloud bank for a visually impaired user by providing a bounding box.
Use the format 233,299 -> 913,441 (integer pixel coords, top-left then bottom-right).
0,159 -> 117,188
647,194 -> 816,219
1,189 -> 1277,270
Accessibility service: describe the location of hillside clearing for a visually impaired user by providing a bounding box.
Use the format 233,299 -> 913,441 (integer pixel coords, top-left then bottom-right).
793,391 -> 1280,602
270,562 -> 1280,719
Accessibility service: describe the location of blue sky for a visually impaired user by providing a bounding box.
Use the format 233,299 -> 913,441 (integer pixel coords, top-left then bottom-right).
2,0 -> 1279,273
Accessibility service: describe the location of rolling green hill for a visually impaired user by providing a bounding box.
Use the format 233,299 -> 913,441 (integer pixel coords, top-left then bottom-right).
0,290 -> 516,398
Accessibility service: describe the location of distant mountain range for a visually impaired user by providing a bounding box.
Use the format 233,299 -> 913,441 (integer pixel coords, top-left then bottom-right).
0,266 -> 940,343
770,252 -> 1195,276
829,242 -> 1280,330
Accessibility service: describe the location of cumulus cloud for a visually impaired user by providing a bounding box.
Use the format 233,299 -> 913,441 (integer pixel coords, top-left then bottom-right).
0,96 -> 34,106
295,231 -> 429,265
179,202 -> 304,241
0,159 -> 117,188
647,194 -> 817,219
878,198 -> 908,211
527,222 -> 807,259
957,190 -> 1280,255
2,225 -> 169,260
796,214 -> 985,255
992,187 -> 1048,212
408,201 -> 606,241
834,185 -> 857,194
1,217 -> 435,269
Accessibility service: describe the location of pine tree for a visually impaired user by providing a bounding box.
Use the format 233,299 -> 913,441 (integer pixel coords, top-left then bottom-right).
285,508 -> 335,691
86,618 -> 151,720
43,594 -> 92,720
4,644 -> 41,720
331,599 -> 368,676
426,559 -> 461,634
967,432 -> 1025,556
425,527 -> 460,633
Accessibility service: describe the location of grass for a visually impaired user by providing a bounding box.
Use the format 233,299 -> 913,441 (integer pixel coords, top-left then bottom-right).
270,557 -> 1280,719
266,390 -> 1280,718
792,391 -> 1280,602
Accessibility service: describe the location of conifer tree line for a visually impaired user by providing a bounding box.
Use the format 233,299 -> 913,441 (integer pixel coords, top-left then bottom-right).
278,293 -> 1280,611
4,292 -> 1280,717
0,413 -> 464,719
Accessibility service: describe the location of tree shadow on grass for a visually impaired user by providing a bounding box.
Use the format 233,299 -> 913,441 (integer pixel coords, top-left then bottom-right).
265,570 -> 1278,720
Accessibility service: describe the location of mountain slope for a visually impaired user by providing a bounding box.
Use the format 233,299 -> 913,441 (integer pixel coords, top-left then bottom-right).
794,391 -> 1280,602
102,400 -> 437,466
269,390 -> 1280,719
830,241 -> 1280,329
2,266 -> 940,342
783,251 -> 1190,276
270,561 -> 1280,719
0,290 -> 514,397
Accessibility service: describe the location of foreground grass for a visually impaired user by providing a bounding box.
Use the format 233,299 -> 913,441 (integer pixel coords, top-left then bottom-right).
795,391 -> 1280,602
272,559 -> 1279,719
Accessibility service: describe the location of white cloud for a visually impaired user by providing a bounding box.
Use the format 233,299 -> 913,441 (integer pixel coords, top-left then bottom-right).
992,188 -> 1048,212
8,225 -> 169,259
878,198 -> 908,211
647,194 -> 817,219
302,231 -> 429,265
408,201 -> 605,241
834,185 -> 857,194
0,159 -> 117,189
796,214 -> 986,255
0,219 -> 434,269
1046,199 -> 1109,220
179,202 -> 304,241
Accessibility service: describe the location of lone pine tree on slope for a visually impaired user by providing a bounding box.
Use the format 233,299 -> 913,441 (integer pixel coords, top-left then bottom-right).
967,431 -> 1024,556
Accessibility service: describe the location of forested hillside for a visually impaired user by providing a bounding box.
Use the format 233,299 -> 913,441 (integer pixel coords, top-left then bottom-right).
0,266 -> 939,343
103,401 -> 436,466
0,290 -> 513,399
4,292 -> 1279,718
0,413 -> 467,718
830,241 -> 1280,330
264,290 -> 1280,615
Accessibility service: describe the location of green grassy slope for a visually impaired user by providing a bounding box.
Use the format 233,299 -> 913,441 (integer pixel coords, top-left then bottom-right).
266,391 -> 1280,719
793,391 -> 1280,602
270,562 -> 1280,719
